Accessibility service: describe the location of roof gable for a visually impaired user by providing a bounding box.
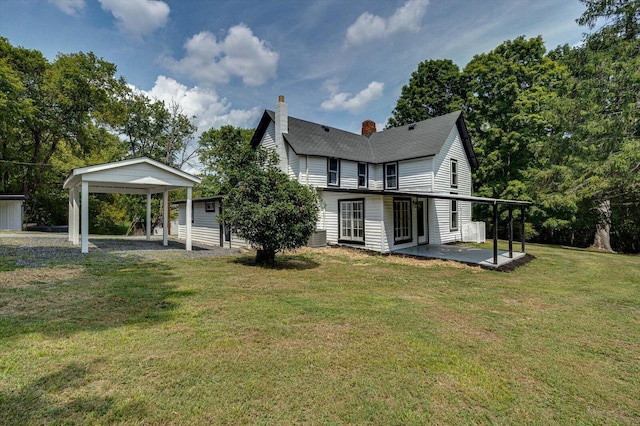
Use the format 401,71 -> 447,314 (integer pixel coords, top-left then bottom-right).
250,109 -> 477,168
63,157 -> 202,194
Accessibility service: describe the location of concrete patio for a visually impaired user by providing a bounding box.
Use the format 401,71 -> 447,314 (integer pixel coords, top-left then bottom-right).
393,244 -> 527,269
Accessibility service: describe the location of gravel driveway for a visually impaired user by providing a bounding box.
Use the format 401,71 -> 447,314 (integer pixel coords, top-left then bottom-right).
0,233 -> 242,268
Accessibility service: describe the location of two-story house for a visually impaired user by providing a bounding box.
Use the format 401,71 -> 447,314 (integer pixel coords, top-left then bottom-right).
177,96 -> 482,254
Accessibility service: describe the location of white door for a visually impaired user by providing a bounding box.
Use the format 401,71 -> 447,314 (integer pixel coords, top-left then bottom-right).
417,199 -> 428,244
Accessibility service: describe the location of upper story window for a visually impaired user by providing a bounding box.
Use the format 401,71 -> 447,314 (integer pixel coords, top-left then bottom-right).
328,158 -> 340,186
358,163 -> 367,187
450,159 -> 458,188
385,162 -> 398,189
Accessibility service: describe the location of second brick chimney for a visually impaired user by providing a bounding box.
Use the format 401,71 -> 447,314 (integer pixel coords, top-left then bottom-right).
361,119 -> 376,137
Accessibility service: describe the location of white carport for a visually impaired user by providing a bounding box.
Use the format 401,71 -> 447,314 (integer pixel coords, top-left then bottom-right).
63,157 -> 201,253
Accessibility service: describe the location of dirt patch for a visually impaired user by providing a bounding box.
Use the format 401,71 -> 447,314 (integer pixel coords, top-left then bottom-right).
0,265 -> 84,288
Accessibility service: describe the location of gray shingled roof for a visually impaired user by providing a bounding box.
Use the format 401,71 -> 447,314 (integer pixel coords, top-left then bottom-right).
263,110 -> 464,164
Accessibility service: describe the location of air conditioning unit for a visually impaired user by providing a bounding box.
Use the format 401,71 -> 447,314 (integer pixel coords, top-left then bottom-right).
462,221 -> 486,243
307,229 -> 327,247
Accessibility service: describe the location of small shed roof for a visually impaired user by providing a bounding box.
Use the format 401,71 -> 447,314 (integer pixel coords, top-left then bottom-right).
0,195 -> 27,201
63,157 -> 201,194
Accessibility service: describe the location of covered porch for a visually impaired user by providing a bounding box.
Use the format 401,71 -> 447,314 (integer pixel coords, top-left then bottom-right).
394,243 -> 528,270
388,190 -> 532,269
63,157 -> 201,253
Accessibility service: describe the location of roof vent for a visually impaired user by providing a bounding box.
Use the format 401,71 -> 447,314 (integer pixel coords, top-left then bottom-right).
321,125 -> 330,132
408,124 -> 416,130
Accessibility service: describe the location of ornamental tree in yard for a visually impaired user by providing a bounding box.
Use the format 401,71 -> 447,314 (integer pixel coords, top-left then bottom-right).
198,125 -> 319,265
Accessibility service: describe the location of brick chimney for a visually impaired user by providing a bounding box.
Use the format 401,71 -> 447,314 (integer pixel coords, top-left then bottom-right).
361,119 -> 376,137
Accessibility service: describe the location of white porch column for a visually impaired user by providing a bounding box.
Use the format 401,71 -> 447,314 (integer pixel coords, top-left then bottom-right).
163,189 -> 169,247
146,190 -> 152,241
73,187 -> 79,245
81,181 -> 89,253
186,187 -> 192,251
68,188 -> 74,242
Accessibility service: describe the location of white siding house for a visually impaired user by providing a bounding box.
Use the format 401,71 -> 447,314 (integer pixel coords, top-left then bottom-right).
174,197 -> 250,250
245,96 -> 480,254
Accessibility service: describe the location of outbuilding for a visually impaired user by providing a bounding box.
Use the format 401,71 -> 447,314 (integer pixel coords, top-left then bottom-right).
0,195 -> 27,231
63,157 -> 201,253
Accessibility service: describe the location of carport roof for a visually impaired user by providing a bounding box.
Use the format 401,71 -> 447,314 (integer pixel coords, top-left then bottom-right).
63,157 -> 201,194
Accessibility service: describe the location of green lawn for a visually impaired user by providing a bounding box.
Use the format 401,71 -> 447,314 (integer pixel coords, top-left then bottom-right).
1,242 -> 639,424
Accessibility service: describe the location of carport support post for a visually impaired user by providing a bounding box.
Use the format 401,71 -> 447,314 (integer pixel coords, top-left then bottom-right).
493,201 -> 498,265
521,205 -> 526,253
163,190 -> 169,247
72,187 -> 79,245
81,181 -> 89,254
508,205 -> 513,258
186,187 -> 192,251
146,190 -> 151,241
68,188 -> 74,242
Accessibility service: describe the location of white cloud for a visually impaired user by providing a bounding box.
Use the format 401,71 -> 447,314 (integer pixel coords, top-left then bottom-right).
48,0 -> 85,15
345,0 -> 429,47
321,81 -> 384,113
99,0 -> 169,39
165,24 -> 278,86
143,75 -> 261,131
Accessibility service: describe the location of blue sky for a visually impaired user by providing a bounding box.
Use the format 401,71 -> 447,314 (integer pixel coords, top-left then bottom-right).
1,0 -> 587,139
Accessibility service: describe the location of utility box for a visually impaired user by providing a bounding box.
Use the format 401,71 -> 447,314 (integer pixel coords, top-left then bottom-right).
462,221 -> 485,243
307,229 -> 327,247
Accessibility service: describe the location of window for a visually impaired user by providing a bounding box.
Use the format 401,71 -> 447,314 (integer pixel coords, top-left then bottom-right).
450,199 -> 458,231
385,163 -> 398,189
393,198 -> 411,243
339,199 -> 364,243
191,200 -> 194,223
328,158 -> 340,186
358,163 -> 367,187
205,200 -> 215,212
450,159 -> 458,188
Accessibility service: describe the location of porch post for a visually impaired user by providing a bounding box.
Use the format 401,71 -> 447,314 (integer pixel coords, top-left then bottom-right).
508,205 -> 513,258
521,205 -> 526,253
81,181 -> 89,253
493,201 -> 498,265
163,189 -> 169,247
186,187 -> 192,251
146,190 -> 151,241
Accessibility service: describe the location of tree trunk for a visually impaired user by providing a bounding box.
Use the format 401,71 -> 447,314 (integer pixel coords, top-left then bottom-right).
592,199 -> 614,252
256,248 -> 276,266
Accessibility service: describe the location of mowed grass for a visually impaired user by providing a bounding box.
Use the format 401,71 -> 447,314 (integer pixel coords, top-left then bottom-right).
0,242 -> 639,425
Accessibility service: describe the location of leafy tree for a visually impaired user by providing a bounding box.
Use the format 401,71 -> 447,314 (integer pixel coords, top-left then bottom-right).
539,0 -> 640,252
0,38 -> 124,224
197,125 -> 256,195
462,36 -> 567,204
387,59 -> 463,127
109,88 -> 197,168
198,125 -> 319,265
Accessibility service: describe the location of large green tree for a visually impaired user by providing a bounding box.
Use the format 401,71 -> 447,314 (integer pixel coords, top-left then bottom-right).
0,38 -> 125,225
537,0 -> 640,252
109,88 -> 196,168
387,59 -> 463,127
198,125 -> 319,265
